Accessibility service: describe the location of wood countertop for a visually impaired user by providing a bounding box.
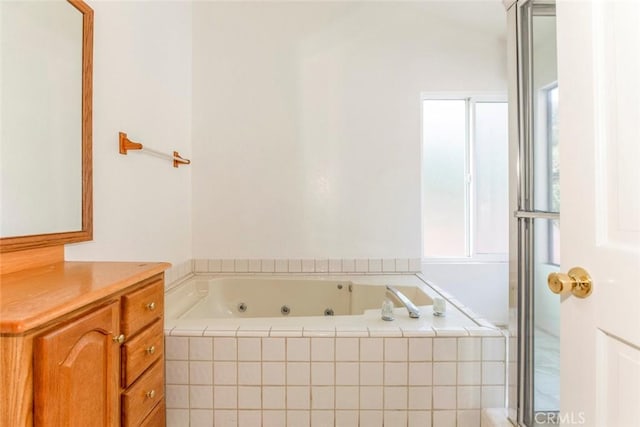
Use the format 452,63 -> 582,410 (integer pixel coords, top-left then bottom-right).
0,261 -> 170,335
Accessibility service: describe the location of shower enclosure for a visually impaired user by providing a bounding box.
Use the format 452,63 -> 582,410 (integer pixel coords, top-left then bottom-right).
507,0 -> 560,425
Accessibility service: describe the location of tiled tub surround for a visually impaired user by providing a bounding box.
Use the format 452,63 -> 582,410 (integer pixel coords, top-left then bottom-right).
164,275 -> 506,427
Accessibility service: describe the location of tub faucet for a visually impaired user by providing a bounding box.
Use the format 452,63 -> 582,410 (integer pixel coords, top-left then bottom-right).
385,286 -> 421,318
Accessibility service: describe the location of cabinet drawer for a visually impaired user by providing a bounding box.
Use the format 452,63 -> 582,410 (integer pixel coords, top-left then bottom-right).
140,401 -> 165,427
121,279 -> 163,337
122,319 -> 164,387
122,361 -> 164,427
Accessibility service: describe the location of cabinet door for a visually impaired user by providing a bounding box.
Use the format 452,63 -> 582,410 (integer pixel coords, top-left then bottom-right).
34,302 -> 120,427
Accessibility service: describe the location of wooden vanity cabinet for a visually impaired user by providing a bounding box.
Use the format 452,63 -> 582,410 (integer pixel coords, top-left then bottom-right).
0,261 -> 169,427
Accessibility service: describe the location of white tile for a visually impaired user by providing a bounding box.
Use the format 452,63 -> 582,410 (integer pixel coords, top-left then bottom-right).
166,361 -> 189,384
287,410 -> 310,427
191,409 -> 214,427
248,259 -> 261,272
481,386 -> 505,408
408,411 -> 431,427
190,337 -> 213,361
482,362 -> 505,385
384,386 -> 408,409
287,386 -> 311,409
213,361 -> 236,385
288,259 -> 302,273
355,259 -> 369,272
166,385 -> 189,408
432,410 -> 456,427
335,410 -> 359,427
238,386 -> 261,409
384,338 -> 408,361
311,386 -> 334,409
368,259 -> 382,272
395,258 -> 410,272
275,259 -> 288,272
457,386 -> 481,409
336,338 -> 359,361
408,362 -> 432,386
360,387 -> 383,410
457,362 -> 482,385
342,259 -> 356,273
287,362 -> 310,385
433,386 -> 457,409
209,259 -> 222,273
382,259 -> 396,272
214,410 -> 238,427
166,409 -> 189,427
384,362 -> 407,386
261,259 -> 275,273
214,337 -> 237,361
457,410 -> 481,427
483,337 -> 506,361
194,259 -> 208,273
190,361 -> 213,385
408,386 -> 432,410
189,385 -> 214,409
311,410 -> 334,427
263,386 -> 286,409
213,386 -> 237,409
434,327 -> 469,337
239,410 -> 261,427
336,362 -> 359,385
409,338 -> 432,361
262,410 -> 285,427
263,337 -> 286,361
287,338 -> 310,361
235,259 -> 249,272
433,338 -> 457,361
335,386 -> 359,409
302,259 -> 315,273
263,362 -> 286,385
359,410 -> 383,427
433,362 -> 457,385
360,362 -> 383,386
270,328 -> 303,338
238,337 -> 261,361
165,336 -> 188,361
311,362 -> 334,386
409,258 -> 422,272
315,259 -> 329,273
383,410 -> 407,426
369,327 -> 402,338
238,362 -> 261,385
311,337 -> 334,361
329,259 -> 342,273
360,338 -> 383,361
458,337 -> 482,361
221,259 -> 235,272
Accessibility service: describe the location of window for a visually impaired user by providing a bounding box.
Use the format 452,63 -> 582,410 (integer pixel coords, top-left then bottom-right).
422,95 -> 508,260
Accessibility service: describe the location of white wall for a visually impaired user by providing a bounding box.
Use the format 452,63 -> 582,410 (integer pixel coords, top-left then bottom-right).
66,1 -> 192,267
192,1 -> 507,259
423,262 -> 509,325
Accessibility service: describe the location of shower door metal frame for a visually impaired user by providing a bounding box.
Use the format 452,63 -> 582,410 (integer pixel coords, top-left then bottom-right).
508,0 -> 558,426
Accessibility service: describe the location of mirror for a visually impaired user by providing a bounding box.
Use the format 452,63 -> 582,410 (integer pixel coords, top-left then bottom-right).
0,0 -> 93,252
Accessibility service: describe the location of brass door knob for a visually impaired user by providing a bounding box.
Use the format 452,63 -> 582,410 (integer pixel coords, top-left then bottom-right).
146,345 -> 156,355
112,334 -> 125,344
548,267 -> 593,298
146,302 -> 156,311
146,390 -> 156,399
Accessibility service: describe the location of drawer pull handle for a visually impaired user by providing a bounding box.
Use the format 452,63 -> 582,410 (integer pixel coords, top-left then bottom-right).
112,334 -> 125,344
146,390 -> 156,399
146,345 -> 156,355
146,302 -> 156,311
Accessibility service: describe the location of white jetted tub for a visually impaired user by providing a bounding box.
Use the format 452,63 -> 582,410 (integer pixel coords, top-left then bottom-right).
165,275 -> 485,333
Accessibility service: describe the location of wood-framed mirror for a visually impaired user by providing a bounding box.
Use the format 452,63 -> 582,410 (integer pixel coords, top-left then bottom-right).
0,0 -> 93,253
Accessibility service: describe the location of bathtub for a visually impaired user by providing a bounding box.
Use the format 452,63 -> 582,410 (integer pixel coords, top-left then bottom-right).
164,275 -> 506,427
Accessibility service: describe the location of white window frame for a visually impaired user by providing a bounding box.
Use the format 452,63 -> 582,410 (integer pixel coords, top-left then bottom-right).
421,92 -> 508,263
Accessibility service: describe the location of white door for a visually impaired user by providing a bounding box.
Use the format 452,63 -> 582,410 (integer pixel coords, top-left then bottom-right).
556,1 -> 640,426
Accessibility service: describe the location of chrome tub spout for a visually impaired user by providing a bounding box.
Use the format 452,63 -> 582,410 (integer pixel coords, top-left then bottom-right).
385,285 -> 421,318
